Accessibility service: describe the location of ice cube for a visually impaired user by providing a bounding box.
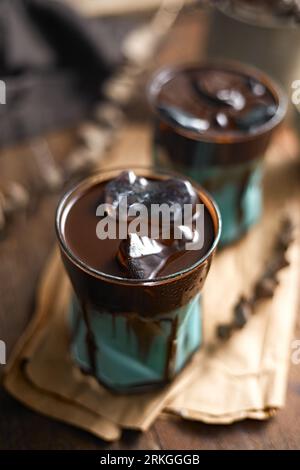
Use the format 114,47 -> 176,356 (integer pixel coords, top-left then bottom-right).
246,77 -> 266,97
235,104 -> 276,131
105,170 -> 148,209
105,171 -> 198,214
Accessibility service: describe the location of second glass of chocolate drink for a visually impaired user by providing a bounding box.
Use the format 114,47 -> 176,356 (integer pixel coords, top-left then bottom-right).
56,168 -> 221,392
148,62 -> 287,245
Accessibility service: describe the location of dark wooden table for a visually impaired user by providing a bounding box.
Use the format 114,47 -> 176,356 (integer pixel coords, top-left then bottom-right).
0,8 -> 300,450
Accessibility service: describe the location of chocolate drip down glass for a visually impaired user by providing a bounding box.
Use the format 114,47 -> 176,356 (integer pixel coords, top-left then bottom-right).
148,62 -> 287,245
56,168 -> 221,392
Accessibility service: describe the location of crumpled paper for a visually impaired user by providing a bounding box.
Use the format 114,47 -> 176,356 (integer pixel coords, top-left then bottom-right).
3,202 -> 299,440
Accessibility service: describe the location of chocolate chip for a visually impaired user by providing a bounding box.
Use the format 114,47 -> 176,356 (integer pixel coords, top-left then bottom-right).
281,216 -> 293,232
265,252 -> 290,277
233,297 -> 253,328
254,277 -> 278,300
216,324 -> 233,340
276,218 -> 294,250
276,252 -> 290,269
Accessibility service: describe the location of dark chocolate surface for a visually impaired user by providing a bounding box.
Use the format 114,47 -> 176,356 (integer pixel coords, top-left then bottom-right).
62,172 -> 215,279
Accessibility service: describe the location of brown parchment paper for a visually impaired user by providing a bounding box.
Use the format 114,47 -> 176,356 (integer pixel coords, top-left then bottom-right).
3,126 -> 300,441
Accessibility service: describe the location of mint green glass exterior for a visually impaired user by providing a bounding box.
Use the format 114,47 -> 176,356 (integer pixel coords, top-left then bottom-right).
148,64 -> 287,247
154,146 -> 262,246
69,293 -> 202,392
197,162 -> 263,246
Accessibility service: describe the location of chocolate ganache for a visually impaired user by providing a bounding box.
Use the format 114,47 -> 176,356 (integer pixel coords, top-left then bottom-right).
153,64 -> 278,141
62,170 -> 215,280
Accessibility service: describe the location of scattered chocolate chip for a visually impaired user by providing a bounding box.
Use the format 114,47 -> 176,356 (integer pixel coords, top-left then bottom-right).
265,252 -> 290,277
281,216 -> 294,234
217,324 -> 234,340
276,232 -> 293,251
233,297 -> 253,328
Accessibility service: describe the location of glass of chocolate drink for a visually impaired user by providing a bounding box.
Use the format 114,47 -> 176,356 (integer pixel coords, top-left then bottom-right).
56,168 -> 221,392
148,62 -> 287,246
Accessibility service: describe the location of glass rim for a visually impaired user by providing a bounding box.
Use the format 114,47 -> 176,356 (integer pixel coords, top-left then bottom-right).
147,60 -> 288,144
217,1 -> 300,30
55,166 -> 222,286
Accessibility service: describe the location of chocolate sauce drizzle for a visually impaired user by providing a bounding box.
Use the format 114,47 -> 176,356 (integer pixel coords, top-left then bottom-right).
80,302 -> 98,376
79,303 -> 181,384
126,315 -> 163,360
